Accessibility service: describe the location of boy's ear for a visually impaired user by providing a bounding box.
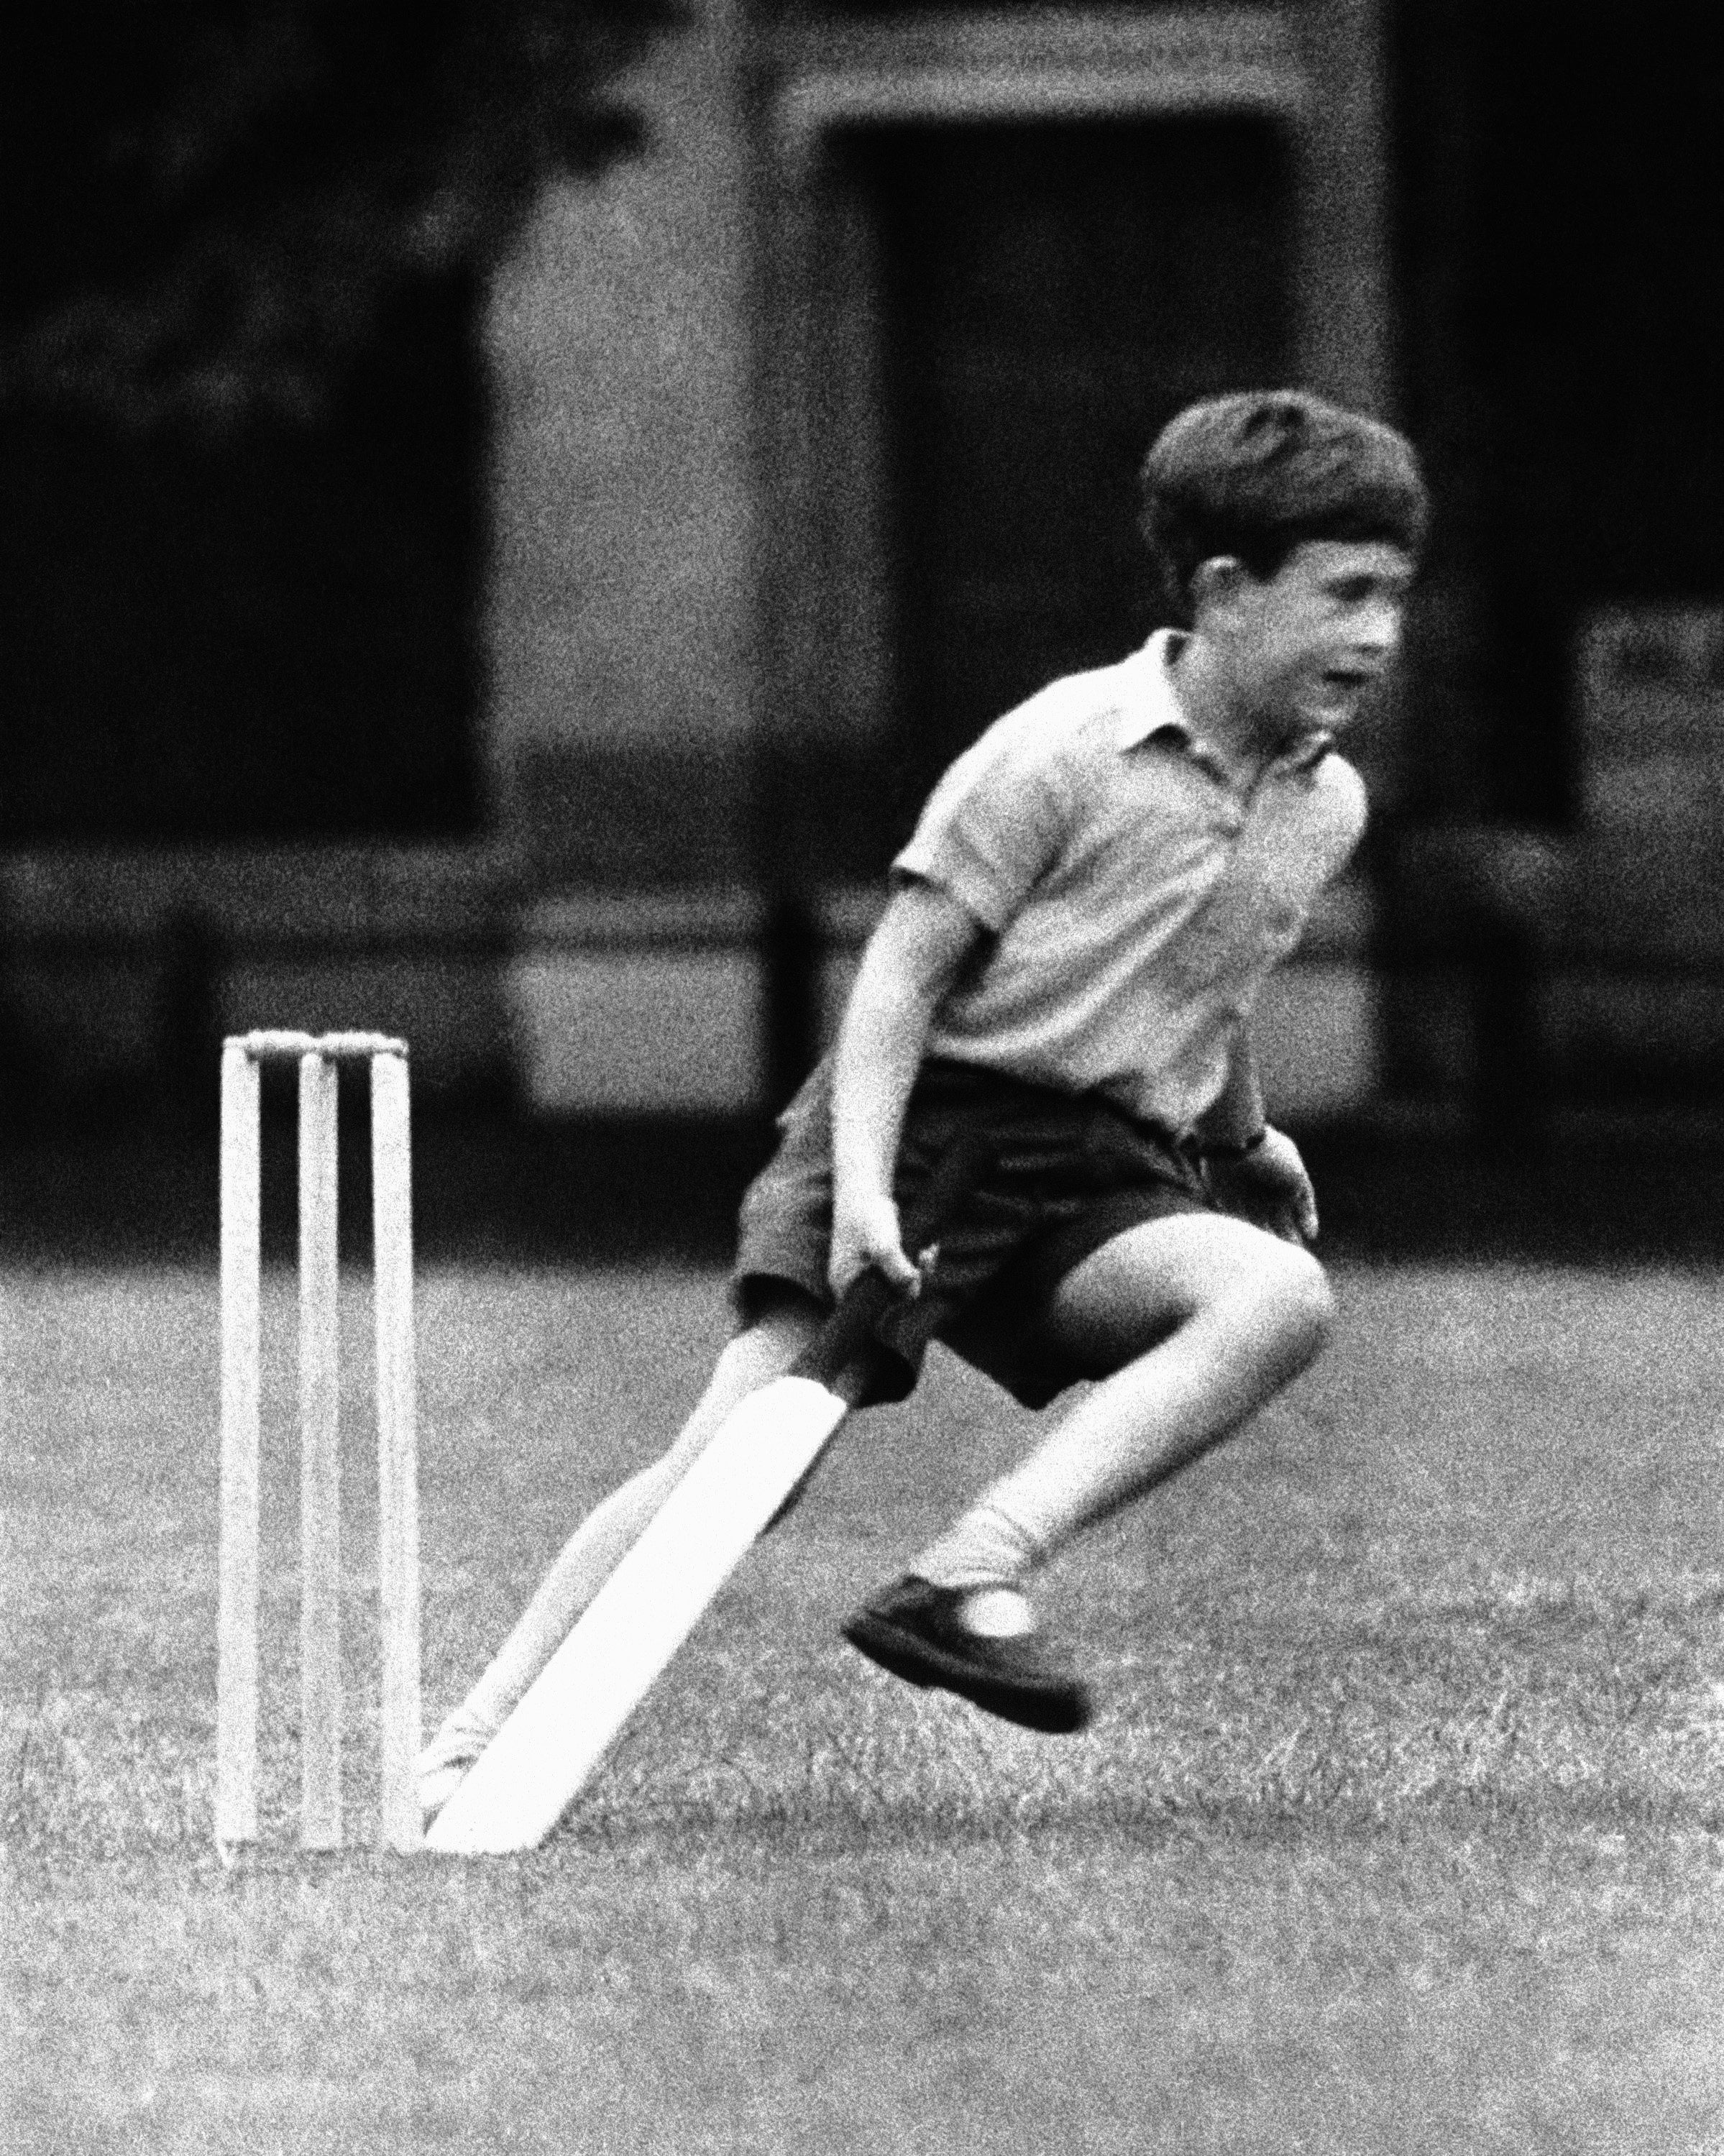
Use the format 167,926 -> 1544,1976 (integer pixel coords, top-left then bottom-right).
1188,555 -> 1251,622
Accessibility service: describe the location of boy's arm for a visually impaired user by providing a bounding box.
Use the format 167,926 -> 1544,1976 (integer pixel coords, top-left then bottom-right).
1194,1027 -> 1268,1157
1198,1029 -> 1319,1244
828,879 -> 985,1298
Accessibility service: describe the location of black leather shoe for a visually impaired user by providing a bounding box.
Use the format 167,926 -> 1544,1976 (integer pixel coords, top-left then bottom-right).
842,1574 -> 1092,1733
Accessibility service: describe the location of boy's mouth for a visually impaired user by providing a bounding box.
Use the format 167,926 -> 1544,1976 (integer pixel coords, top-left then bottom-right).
1307,666 -> 1381,714
1286,666 -> 1380,733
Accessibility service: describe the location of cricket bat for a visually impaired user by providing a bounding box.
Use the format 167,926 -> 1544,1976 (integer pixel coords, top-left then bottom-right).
424,1132 -> 992,1856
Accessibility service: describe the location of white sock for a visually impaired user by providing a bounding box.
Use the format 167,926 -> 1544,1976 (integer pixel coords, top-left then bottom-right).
959,1585 -> 1037,1637
912,1499 -> 1044,1595
417,1713 -> 489,1780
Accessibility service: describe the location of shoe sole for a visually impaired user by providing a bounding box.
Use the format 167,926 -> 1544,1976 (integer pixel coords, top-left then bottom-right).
842,1610 -> 1091,1735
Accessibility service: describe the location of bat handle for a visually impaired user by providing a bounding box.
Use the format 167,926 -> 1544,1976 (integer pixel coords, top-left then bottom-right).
797,1127 -> 996,1398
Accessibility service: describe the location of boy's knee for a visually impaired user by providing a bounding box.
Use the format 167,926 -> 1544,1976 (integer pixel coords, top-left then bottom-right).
1260,1242 -> 1334,1363
667,1300 -> 822,1481
718,1292 -> 822,1385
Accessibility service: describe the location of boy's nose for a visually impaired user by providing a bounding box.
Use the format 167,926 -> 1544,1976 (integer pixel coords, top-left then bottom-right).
1358,597 -> 1403,656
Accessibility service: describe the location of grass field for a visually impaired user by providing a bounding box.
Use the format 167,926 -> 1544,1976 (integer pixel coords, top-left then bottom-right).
4,1254 -> 1723,2152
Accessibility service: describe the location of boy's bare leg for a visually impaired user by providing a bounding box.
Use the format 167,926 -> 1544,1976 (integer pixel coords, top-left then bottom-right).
912,1214 -> 1333,1593
421,1301 -> 820,1796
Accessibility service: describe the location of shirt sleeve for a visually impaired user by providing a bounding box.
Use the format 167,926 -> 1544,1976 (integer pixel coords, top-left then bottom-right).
891,713 -> 1071,932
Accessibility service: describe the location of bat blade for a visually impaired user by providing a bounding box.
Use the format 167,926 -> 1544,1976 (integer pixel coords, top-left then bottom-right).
423,1375 -> 848,1855
424,1129 -> 994,1857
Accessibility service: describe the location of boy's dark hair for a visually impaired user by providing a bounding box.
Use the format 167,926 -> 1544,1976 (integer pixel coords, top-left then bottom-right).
1139,390 -> 1429,625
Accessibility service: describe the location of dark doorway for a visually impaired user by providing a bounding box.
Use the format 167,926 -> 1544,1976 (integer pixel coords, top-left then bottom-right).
1393,0 -> 1724,824
868,117 -> 1294,838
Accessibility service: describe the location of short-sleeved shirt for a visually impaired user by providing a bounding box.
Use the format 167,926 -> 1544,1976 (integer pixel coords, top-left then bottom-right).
893,630 -> 1367,1132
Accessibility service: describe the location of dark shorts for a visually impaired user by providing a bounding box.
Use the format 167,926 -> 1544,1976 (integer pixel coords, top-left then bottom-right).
734,1057 -> 1213,1410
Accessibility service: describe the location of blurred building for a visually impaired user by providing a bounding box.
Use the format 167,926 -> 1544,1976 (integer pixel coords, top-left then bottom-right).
490,0 -> 1391,1124
2,0 -> 1719,1131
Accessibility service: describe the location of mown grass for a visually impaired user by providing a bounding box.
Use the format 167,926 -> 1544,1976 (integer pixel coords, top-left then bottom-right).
4,1263 -> 1723,2153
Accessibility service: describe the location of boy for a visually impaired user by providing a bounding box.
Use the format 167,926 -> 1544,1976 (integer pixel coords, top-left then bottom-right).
421,388 -> 1427,1809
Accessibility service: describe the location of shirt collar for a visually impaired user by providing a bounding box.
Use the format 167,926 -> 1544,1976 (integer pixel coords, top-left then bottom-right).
1114,630 -> 1191,752
1115,629 -> 1336,774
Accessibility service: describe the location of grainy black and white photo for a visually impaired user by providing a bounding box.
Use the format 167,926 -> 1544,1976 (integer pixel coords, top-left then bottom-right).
4,2 -> 1721,2150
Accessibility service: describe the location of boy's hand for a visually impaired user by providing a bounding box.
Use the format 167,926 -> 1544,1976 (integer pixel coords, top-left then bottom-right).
1205,1126 -> 1319,1244
828,1184 -> 923,1301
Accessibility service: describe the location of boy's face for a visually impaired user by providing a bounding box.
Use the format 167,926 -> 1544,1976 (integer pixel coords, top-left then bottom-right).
1204,539 -> 1416,740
